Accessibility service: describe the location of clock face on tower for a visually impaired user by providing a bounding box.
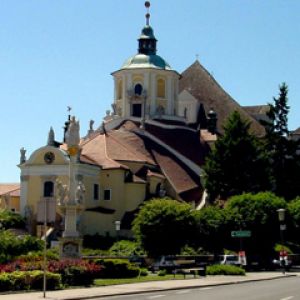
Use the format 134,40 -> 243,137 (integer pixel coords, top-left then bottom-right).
44,152 -> 55,164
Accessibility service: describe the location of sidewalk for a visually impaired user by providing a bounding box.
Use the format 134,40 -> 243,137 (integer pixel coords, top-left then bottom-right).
0,272 -> 296,300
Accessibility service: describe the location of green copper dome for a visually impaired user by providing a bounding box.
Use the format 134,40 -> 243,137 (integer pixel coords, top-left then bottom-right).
121,53 -> 172,70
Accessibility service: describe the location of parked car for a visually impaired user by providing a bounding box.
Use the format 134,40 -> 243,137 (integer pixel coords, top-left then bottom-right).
219,254 -> 246,266
149,256 -> 178,272
272,258 -> 292,271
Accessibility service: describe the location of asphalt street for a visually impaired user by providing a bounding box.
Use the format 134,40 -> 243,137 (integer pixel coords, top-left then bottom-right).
92,277 -> 300,300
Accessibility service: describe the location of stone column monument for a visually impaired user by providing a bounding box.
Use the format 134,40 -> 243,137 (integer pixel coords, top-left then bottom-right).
57,116 -> 85,258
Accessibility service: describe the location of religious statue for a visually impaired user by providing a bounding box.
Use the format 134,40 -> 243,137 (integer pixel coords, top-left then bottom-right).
75,181 -> 85,204
65,116 -> 80,147
89,120 -> 94,131
55,179 -> 68,205
20,147 -> 26,164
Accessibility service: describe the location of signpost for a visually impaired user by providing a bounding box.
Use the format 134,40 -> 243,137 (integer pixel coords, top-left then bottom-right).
231,230 -> 251,238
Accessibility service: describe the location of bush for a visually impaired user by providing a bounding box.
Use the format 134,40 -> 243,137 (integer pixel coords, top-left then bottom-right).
158,269 -> 167,276
206,264 -> 245,276
95,259 -> 140,278
139,268 -> 148,276
0,230 -> 43,263
0,258 -> 102,286
109,240 -> 145,256
0,271 -> 61,291
0,209 -> 25,229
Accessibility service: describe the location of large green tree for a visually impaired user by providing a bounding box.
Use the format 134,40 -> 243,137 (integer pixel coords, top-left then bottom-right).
224,192 -> 287,259
261,83 -> 300,199
132,198 -> 197,257
204,111 -> 270,201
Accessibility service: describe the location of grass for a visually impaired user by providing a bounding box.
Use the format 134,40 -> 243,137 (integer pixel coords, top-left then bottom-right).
93,274 -> 188,286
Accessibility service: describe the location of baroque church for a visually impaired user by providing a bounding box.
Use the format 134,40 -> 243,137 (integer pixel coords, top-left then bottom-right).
18,2 -> 267,238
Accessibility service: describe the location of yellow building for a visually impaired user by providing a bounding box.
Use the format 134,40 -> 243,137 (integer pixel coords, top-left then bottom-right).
18,3 -> 266,238
0,184 -> 20,213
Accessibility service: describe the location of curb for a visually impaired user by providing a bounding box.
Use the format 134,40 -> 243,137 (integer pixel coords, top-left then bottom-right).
60,274 -> 296,300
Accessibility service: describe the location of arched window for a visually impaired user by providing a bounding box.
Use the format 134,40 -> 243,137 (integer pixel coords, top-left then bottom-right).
134,83 -> 143,96
117,80 -> 123,99
44,181 -> 54,197
157,78 -> 165,98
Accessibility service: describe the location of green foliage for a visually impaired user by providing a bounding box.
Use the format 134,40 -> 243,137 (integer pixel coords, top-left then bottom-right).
194,205 -> 227,255
0,230 -> 43,263
109,240 -> 145,256
158,269 -> 167,276
206,264 -> 245,276
132,198 -> 197,257
139,268 -> 148,276
274,244 -> 292,254
0,271 -> 61,291
95,259 -> 140,278
224,192 -> 286,257
0,209 -> 25,229
204,111 -> 270,201
261,83 -> 300,200
81,248 -> 109,256
180,245 -> 199,256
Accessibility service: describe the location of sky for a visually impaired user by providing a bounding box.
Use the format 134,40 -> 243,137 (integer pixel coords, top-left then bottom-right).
1,0 -> 299,183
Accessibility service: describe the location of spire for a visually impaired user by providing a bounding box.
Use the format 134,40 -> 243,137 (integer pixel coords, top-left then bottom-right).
47,127 -> 55,146
145,1 -> 150,26
138,2 -> 157,55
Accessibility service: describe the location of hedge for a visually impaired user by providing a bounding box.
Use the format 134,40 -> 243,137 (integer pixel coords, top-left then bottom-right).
206,264 -> 245,275
94,259 -> 140,278
0,271 -> 61,291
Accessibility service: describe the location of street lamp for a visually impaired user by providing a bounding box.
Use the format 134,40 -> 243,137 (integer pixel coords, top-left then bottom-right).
115,221 -> 121,257
277,208 -> 286,274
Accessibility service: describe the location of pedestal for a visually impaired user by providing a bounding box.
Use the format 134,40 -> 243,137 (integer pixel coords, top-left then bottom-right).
59,236 -> 82,258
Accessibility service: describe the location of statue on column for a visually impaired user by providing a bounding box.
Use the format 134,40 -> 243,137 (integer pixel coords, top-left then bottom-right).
20,147 -> 26,164
66,116 -> 80,147
75,181 -> 85,204
55,179 -> 68,205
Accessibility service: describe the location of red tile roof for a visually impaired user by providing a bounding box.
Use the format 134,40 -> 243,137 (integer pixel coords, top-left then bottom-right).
0,184 -> 20,196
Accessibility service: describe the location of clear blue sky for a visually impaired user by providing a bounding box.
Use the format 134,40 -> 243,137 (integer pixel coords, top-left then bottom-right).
1,0 -> 299,183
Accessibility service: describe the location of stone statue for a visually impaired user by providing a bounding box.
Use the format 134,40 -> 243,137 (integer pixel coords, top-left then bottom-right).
111,103 -> 117,115
75,181 -> 85,204
55,179 -> 68,205
66,116 -> 80,146
89,120 -> 94,131
20,147 -> 26,164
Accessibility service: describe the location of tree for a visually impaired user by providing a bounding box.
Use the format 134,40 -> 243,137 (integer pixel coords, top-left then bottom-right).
132,198 -> 197,257
194,206 -> 227,255
224,192 -> 287,259
261,83 -> 300,199
204,111 -> 270,201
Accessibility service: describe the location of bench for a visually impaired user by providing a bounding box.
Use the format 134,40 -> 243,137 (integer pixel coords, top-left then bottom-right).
173,266 -> 206,278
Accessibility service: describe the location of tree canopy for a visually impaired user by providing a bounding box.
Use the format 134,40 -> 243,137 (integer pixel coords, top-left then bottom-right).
132,198 -> 197,257
204,111 -> 270,201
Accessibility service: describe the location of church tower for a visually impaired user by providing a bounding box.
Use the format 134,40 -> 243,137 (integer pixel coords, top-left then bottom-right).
111,2 -> 180,121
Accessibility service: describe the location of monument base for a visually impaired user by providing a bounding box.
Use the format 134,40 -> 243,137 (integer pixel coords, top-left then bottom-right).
59,237 -> 82,259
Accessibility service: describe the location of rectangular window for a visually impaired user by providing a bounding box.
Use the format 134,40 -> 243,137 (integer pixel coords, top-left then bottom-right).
104,189 -> 111,201
93,184 -> 99,200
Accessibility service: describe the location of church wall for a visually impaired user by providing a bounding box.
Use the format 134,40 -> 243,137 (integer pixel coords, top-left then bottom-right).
124,183 -> 145,211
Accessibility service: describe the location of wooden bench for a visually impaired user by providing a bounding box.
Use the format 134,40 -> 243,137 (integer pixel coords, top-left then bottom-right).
173,266 -> 206,278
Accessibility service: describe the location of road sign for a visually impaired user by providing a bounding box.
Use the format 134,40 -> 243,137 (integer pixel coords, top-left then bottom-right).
231,230 -> 251,238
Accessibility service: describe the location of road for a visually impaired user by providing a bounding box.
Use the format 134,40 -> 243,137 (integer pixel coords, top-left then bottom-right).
91,277 -> 300,300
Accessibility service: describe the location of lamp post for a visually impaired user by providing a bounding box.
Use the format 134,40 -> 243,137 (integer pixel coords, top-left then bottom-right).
115,220 -> 121,257
277,208 -> 286,274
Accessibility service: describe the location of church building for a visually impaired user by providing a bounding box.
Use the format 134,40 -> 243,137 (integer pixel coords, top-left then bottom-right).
18,2 -> 266,238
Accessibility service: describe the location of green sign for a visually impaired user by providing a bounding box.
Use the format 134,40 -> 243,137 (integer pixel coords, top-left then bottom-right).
231,230 -> 251,238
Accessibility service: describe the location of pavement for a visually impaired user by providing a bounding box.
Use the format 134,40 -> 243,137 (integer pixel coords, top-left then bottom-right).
0,272 -> 297,300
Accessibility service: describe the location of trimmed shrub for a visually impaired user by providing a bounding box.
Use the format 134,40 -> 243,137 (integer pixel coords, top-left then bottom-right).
0,271 -> 61,291
95,259 -> 140,278
158,269 -> 167,276
206,264 -> 245,276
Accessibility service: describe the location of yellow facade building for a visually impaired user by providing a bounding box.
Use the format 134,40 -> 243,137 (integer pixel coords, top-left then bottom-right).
18,3 -> 266,238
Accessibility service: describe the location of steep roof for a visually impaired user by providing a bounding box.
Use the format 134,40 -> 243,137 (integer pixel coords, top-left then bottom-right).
179,60 -> 266,136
